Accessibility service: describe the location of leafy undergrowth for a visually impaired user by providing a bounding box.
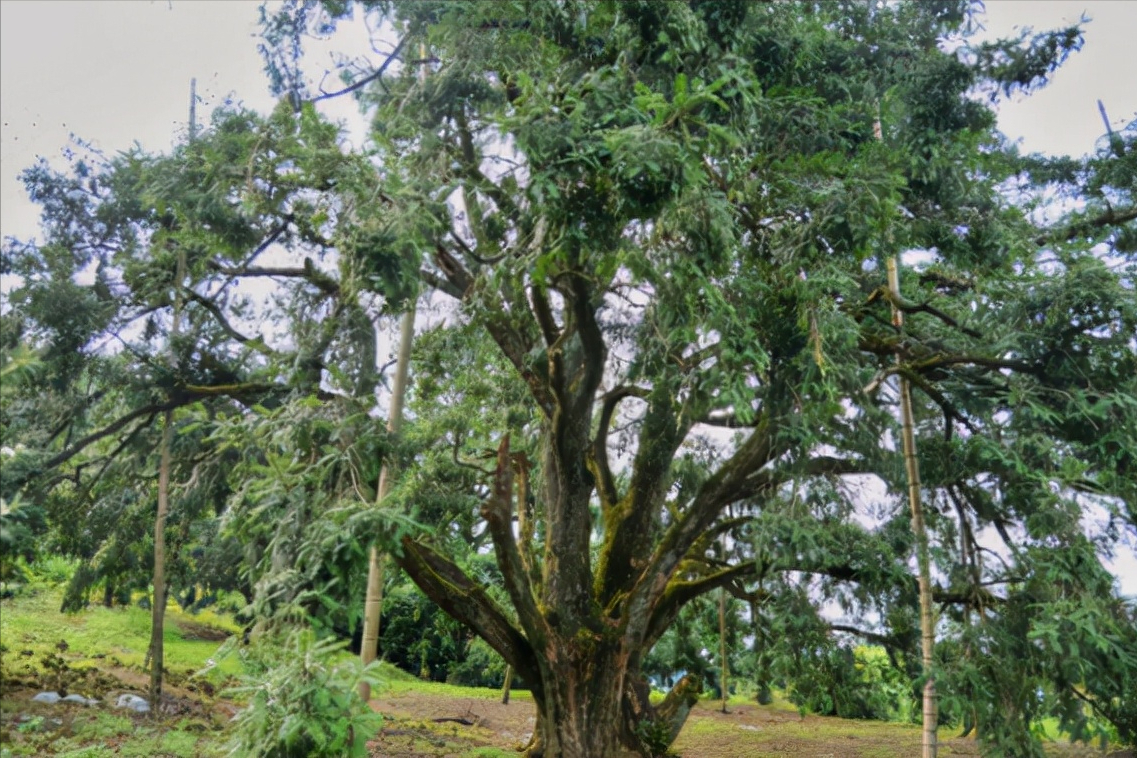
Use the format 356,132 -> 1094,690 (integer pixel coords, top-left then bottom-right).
2,587 -> 1132,757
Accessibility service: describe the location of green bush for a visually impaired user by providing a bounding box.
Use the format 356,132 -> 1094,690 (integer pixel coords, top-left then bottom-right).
224,628 -> 383,758
783,645 -> 912,722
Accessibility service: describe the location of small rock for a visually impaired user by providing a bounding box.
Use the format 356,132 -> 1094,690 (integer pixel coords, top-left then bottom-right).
115,694 -> 150,713
32,692 -> 61,704
61,694 -> 99,706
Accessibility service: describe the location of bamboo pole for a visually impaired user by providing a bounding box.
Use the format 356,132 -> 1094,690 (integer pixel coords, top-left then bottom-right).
719,584 -> 729,714
359,44 -> 426,701
501,665 -> 514,705
888,258 -> 937,758
359,307 -> 415,699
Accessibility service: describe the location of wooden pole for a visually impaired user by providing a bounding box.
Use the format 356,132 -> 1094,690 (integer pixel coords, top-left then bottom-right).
359,307 -> 414,699
888,258 -> 937,758
501,665 -> 514,705
359,45 -> 426,701
719,584 -> 729,714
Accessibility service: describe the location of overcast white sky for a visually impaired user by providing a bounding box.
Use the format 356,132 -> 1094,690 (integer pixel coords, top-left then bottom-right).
2,1 -> 1135,240
1,1 -> 1135,590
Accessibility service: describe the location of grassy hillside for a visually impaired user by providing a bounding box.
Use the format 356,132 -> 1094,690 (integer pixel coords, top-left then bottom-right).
1,585 -> 1131,757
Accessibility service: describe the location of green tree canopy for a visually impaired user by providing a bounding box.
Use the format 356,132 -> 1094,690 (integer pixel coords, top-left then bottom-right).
3,1 -> 1135,755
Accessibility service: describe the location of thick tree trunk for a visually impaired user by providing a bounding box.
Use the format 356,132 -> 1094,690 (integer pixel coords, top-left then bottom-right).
524,644 -> 690,758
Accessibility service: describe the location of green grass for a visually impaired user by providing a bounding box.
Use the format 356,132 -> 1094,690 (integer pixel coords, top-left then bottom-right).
0,705 -> 226,758
378,668 -> 533,702
3,585 -> 1127,758
0,587 -> 237,758
0,588 -> 242,683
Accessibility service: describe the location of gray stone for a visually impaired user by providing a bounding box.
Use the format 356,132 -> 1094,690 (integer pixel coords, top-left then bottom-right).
115,694 -> 150,713
61,694 -> 99,706
32,691 -> 61,704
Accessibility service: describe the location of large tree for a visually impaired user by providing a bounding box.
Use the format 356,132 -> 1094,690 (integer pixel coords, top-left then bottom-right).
4,1 -> 1135,755
260,2 -> 1131,754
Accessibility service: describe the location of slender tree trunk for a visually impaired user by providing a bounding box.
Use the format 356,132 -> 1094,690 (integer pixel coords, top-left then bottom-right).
359,306 -> 415,699
148,411 -> 172,710
501,664 -> 514,705
719,585 -> 729,714
888,257 -> 937,758
148,79 -> 193,704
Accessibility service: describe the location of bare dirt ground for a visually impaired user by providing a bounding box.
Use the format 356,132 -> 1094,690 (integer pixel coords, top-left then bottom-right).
365,689 -> 1136,758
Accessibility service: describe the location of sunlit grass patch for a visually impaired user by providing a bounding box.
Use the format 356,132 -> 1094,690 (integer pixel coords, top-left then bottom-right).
0,588 -> 242,685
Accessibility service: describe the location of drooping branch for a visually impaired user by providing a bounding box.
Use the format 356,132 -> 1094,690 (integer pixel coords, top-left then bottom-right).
205,219 -> 292,305
696,411 -> 756,428
396,536 -> 539,683
859,336 -> 1044,379
644,561 -> 761,650
418,267 -> 464,299
180,382 -> 279,399
829,624 -> 899,648
434,243 -> 556,417
75,414 -> 157,499
631,449 -> 873,642
864,285 -> 982,339
863,365 -> 981,438
36,399 -> 182,477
